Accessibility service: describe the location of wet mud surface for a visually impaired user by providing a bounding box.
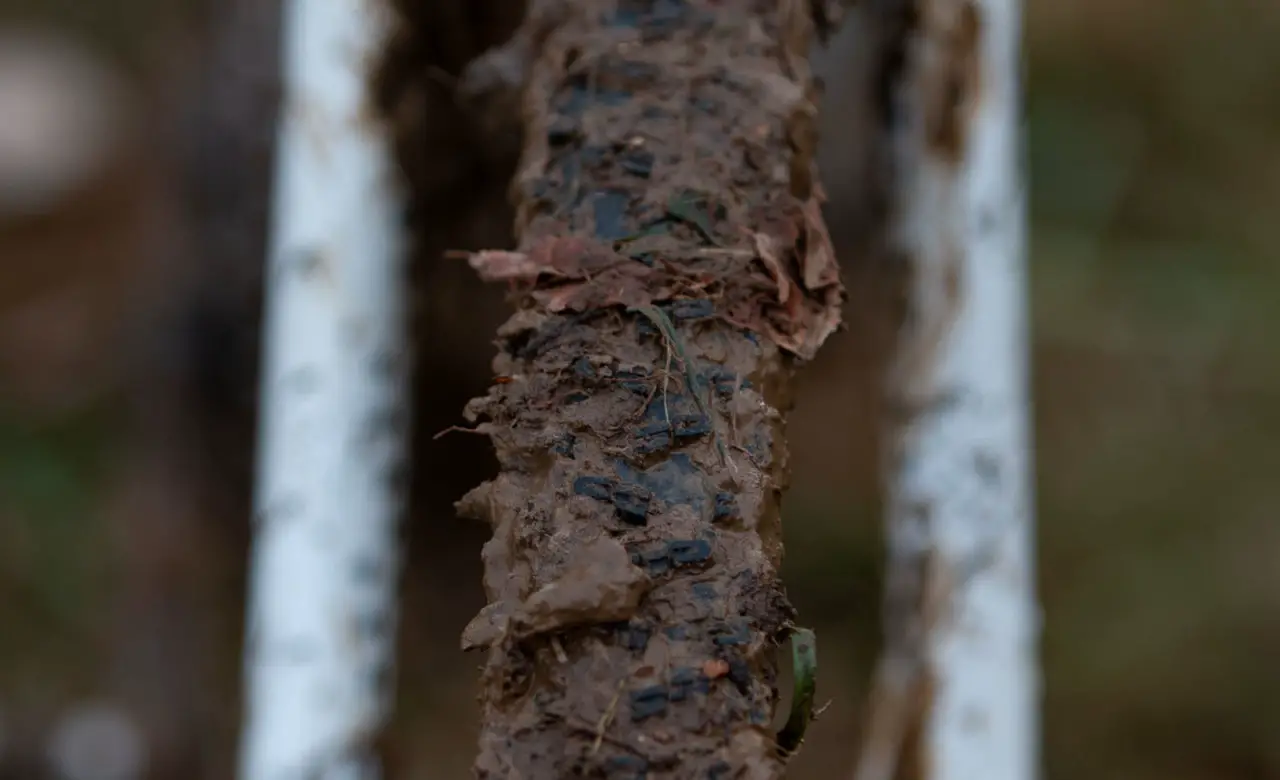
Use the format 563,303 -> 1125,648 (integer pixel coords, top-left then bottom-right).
459,0 -> 843,776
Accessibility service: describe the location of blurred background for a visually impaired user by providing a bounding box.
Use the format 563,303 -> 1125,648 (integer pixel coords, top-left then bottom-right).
2,1 -> 1278,778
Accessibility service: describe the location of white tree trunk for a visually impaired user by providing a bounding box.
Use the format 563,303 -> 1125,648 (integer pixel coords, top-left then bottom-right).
858,1 -> 1036,780
238,0 -> 407,777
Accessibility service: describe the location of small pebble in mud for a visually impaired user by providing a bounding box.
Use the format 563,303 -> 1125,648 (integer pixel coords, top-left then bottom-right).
708,761 -> 732,779
629,685 -> 669,721
663,625 -> 690,640
692,582 -> 717,601
612,484 -> 652,525
572,356 -> 597,379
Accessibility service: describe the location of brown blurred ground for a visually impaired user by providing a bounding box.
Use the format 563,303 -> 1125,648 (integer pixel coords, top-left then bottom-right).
2,1 -> 1279,779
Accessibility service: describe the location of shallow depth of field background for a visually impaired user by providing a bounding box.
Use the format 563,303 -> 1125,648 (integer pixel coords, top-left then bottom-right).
2,1 -> 1279,779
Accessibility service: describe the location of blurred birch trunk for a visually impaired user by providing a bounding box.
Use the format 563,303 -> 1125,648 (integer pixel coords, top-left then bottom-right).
237,0 -> 409,776
856,1 -> 1037,779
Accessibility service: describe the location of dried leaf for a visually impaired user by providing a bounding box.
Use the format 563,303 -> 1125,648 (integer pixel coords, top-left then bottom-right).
801,288 -> 844,358
800,198 -> 840,291
529,235 -> 607,276
751,232 -> 791,305
468,249 -> 548,282
469,236 -> 616,283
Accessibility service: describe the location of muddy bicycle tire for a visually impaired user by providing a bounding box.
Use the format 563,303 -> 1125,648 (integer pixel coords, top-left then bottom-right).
458,1 -> 844,776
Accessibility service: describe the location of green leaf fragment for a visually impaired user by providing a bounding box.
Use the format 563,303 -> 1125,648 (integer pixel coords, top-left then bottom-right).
777,627 -> 817,754
615,219 -> 672,247
665,191 -> 722,246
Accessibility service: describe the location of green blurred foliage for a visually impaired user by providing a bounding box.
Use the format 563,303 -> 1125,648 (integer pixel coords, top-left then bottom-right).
0,405 -> 114,701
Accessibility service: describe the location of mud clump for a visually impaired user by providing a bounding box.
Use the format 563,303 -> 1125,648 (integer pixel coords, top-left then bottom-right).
458,0 -> 843,776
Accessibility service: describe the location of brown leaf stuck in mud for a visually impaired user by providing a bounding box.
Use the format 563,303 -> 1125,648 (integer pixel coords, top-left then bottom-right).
533,282 -> 589,313
467,249 -> 555,282
469,236 -> 674,312
775,196 -> 844,358
728,196 -> 845,360
751,231 -> 795,306
800,196 -> 841,292
530,265 -> 673,313
467,236 -> 607,282
469,188 -> 844,359
472,211 -> 845,359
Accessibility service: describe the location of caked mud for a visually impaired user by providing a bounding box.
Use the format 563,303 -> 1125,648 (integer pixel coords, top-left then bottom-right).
455,0 -> 843,776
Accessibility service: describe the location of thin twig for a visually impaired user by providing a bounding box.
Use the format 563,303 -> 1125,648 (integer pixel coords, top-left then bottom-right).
433,424 -> 488,440
662,341 -> 673,427
591,679 -> 627,755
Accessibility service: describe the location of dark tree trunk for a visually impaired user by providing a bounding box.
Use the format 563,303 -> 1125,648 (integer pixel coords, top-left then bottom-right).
104,1 -> 282,777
